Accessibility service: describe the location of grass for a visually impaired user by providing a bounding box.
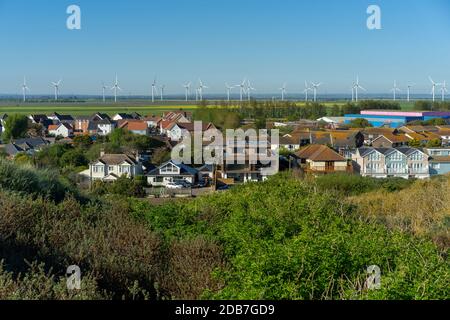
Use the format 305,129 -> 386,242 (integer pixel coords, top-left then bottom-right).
0,102 -> 198,116
0,100 -> 417,116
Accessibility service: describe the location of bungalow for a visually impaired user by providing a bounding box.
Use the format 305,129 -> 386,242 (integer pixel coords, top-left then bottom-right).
3,137 -> 50,157
352,147 -> 430,179
404,132 -> 442,146
295,144 -> 352,174
147,160 -> 198,187
48,123 -> 73,138
311,130 -> 365,150
119,120 -> 149,135
275,131 -> 312,151
87,152 -> 143,182
162,111 -> 192,123
361,127 -> 398,145
144,115 -> 162,129
47,113 -> 74,125
371,133 -> 409,148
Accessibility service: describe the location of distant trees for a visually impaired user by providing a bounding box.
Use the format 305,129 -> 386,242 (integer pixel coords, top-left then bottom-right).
348,118 -> 372,128
2,114 -> 29,142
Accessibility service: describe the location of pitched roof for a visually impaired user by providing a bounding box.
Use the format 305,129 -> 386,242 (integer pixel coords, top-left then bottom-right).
373,133 -> 409,143
97,154 -> 137,165
147,160 -> 198,176
119,120 -> 148,131
357,147 -> 425,157
295,144 -> 346,162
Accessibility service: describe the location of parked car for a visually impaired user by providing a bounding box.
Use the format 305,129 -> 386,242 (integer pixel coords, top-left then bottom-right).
217,184 -> 230,191
166,182 -> 183,189
174,179 -> 192,188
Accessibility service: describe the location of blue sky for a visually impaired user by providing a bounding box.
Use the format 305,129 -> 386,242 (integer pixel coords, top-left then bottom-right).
1,0 -> 450,95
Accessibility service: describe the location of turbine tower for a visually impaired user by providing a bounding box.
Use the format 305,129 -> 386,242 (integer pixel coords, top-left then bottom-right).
353,76 -> 366,102
279,83 -> 287,101
236,78 -> 247,102
182,82 -> 191,101
429,77 -> 441,102
198,79 -> 208,101
406,84 -> 414,102
391,80 -> 401,101
225,83 -> 235,101
22,77 -> 30,102
311,82 -> 322,102
303,81 -> 312,102
51,80 -> 62,101
246,80 -> 255,101
101,82 -> 108,102
111,75 -> 121,103
160,85 -> 166,101
441,81 -> 448,102
151,77 -> 157,103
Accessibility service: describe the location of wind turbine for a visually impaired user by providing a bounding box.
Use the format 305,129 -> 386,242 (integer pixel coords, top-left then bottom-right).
246,80 -> 255,101
429,77 -> 441,102
311,82 -> 322,102
111,75 -> 121,103
101,82 -> 108,102
225,83 -> 235,101
303,81 -> 312,102
51,80 -> 62,101
160,85 -> 166,101
236,78 -> 247,102
198,79 -> 208,101
22,77 -> 30,102
441,81 -> 448,101
351,86 -> 355,102
183,82 -> 191,101
279,83 -> 287,101
151,77 -> 157,102
391,80 -> 401,101
406,83 -> 414,102
353,76 -> 366,102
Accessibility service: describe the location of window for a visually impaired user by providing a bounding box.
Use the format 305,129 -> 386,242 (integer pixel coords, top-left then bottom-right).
161,163 -> 179,174
93,165 -> 104,173
431,163 -> 440,169
410,152 -> 423,161
368,152 -> 381,161
108,166 -> 114,172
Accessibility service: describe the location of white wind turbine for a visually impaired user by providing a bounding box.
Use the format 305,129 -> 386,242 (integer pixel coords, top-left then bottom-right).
22,77 -> 30,102
225,83 -> 235,101
198,79 -> 208,101
441,81 -> 448,101
279,83 -> 287,101
429,77 -> 441,102
111,75 -> 121,103
391,80 -> 401,101
303,81 -> 312,102
160,85 -> 166,101
51,79 -> 62,101
101,82 -> 108,102
236,78 -> 247,102
406,83 -> 414,102
151,77 -> 157,102
246,80 -> 255,101
353,76 -> 366,102
311,82 -> 322,102
183,82 -> 191,101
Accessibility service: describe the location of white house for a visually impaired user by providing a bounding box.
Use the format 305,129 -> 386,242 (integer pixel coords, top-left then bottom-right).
96,119 -> 116,136
48,123 -> 73,138
147,160 -> 198,187
87,152 -> 143,182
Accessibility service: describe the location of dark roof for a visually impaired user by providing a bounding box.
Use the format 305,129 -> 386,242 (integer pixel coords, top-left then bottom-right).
96,153 -> 138,165
13,137 -> 49,148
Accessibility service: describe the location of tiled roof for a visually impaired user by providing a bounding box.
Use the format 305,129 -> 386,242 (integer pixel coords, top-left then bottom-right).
97,154 -> 137,165
295,144 -> 346,162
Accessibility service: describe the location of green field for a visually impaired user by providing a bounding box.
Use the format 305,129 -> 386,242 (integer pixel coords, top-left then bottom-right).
0,100 -> 417,116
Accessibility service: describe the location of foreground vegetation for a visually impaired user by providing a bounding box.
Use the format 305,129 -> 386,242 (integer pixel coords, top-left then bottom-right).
0,158 -> 448,300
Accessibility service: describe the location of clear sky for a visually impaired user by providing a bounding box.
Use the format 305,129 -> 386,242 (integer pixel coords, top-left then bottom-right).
1,0 -> 450,95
